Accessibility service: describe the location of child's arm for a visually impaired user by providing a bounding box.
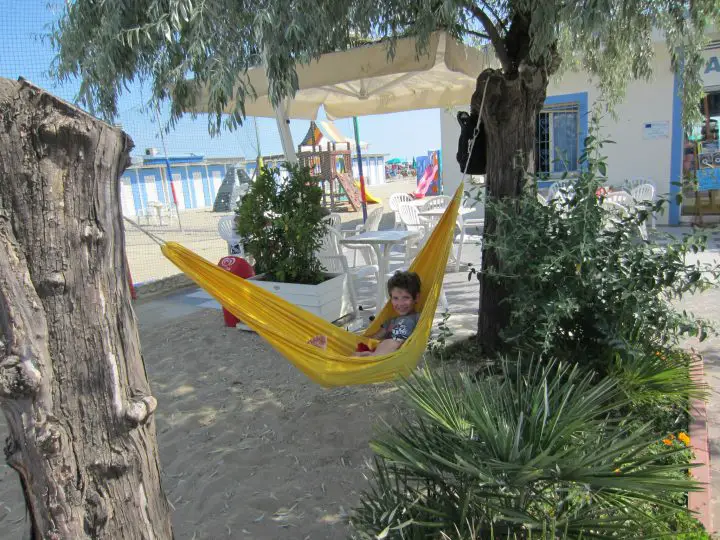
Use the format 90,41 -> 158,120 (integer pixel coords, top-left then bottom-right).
372,338 -> 404,355
370,328 -> 388,340
353,338 -> 404,357
374,315 -> 417,355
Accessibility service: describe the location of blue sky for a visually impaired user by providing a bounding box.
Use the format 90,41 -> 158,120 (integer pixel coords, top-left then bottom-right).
0,0 -> 441,161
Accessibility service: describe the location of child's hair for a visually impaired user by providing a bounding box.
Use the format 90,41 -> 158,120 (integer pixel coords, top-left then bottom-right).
387,271 -> 421,299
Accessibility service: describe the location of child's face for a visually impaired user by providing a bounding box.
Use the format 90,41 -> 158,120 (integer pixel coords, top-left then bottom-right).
390,287 -> 417,316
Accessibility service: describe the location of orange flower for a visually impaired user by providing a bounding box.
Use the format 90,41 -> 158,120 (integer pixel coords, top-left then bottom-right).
614,468 -> 621,474
678,432 -> 691,446
662,438 -> 673,446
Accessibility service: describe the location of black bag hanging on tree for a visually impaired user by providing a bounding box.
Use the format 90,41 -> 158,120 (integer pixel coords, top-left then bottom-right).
456,110 -> 487,175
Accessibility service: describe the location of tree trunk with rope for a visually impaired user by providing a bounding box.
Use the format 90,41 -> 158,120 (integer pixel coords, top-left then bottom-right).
472,66 -> 552,354
0,78 -> 173,539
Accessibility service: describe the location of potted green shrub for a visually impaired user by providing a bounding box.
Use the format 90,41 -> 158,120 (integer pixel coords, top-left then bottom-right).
235,163 -> 351,321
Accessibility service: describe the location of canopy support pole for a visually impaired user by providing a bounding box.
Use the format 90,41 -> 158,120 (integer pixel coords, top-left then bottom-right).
353,116 -> 368,222
275,100 -> 298,164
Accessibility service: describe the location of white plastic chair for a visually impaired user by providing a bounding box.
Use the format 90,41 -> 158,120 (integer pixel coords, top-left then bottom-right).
601,198 -> 647,241
317,228 -> 378,313
389,193 -> 414,229
420,196 -> 451,211
318,226 -> 340,255
419,196 -> 451,230
324,212 -> 342,231
135,207 -> 152,225
625,178 -> 657,193
604,190 -> 633,207
547,181 -> 569,201
398,203 -> 427,235
344,206 -> 384,266
217,215 -> 245,256
630,183 -> 657,229
397,203 -> 428,264
317,254 -> 375,316
546,182 -> 576,217
455,199 -> 484,273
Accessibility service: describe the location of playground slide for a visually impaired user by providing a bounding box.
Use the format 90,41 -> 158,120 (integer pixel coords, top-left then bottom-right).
413,164 -> 438,198
354,181 -> 381,204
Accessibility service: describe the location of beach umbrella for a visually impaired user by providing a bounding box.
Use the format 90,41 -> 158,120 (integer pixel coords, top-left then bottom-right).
185,31 -> 495,219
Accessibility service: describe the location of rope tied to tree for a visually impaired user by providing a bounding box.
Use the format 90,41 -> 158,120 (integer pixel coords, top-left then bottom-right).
122,217 -> 165,247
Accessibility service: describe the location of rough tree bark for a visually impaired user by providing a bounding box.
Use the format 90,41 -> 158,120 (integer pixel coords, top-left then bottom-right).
471,65 -> 553,354
0,78 -> 173,538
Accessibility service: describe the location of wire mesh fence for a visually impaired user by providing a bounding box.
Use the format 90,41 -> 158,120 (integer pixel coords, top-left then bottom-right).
0,1 -> 300,287
1,1 -> 420,290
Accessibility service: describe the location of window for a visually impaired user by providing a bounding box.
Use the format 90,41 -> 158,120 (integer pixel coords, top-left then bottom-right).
682,88 -> 720,216
535,104 -> 580,174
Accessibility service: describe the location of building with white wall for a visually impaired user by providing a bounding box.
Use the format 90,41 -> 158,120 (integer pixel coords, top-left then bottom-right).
351,154 -> 388,186
120,155 -> 240,218
441,33 -> 720,226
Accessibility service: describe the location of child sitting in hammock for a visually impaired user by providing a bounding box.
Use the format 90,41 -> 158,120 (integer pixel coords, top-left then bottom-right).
308,271 -> 421,356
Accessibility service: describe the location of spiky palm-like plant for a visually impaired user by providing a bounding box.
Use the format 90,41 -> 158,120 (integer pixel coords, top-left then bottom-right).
352,361 -> 701,539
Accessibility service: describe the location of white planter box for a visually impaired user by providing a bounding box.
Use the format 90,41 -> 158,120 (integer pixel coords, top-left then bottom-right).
249,272 -> 352,322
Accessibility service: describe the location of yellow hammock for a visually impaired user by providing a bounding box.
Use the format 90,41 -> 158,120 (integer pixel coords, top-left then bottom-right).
161,182 -> 463,387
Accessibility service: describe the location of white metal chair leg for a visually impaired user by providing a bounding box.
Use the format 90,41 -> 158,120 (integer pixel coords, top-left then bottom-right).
347,274 -> 359,318
455,224 -> 465,273
439,286 -> 449,312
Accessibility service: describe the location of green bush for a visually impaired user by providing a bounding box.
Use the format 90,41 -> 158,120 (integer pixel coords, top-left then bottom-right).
480,116 -> 718,371
235,164 -> 328,284
354,116 -> 713,538
351,361 -> 701,539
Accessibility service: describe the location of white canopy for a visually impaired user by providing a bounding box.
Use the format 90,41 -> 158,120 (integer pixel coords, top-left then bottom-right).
189,32 -> 494,120
188,32 -> 494,164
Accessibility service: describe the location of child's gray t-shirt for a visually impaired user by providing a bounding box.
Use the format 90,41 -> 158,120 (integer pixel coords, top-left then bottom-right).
381,313 -> 420,341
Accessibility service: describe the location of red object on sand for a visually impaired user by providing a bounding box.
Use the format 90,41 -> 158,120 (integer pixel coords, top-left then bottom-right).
217,256 -> 255,327
126,260 -> 137,300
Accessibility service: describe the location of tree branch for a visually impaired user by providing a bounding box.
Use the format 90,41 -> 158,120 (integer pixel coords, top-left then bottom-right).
464,28 -> 491,40
125,396 -> 158,426
0,354 -> 41,398
478,0 -> 506,33
465,2 -> 511,72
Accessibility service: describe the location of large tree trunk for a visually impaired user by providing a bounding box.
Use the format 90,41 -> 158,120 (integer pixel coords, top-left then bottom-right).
0,78 -> 173,538
472,67 -> 550,354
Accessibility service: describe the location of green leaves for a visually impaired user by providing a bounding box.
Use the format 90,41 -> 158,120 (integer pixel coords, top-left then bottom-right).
483,114 -> 719,372
352,361 -> 701,538
50,0 -> 719,134
235,164 -> 327,284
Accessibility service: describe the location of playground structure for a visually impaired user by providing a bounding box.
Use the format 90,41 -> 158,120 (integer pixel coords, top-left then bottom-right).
414,150 -> 442,197
297,121 -> 380,211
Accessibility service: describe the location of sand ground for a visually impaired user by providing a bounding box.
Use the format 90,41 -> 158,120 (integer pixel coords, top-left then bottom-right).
0,307 -> 410,539
136,309 -> 408,539
0,176 -> 476,540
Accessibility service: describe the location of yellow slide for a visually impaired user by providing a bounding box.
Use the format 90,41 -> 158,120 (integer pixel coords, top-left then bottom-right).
354,181 -> 381,204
